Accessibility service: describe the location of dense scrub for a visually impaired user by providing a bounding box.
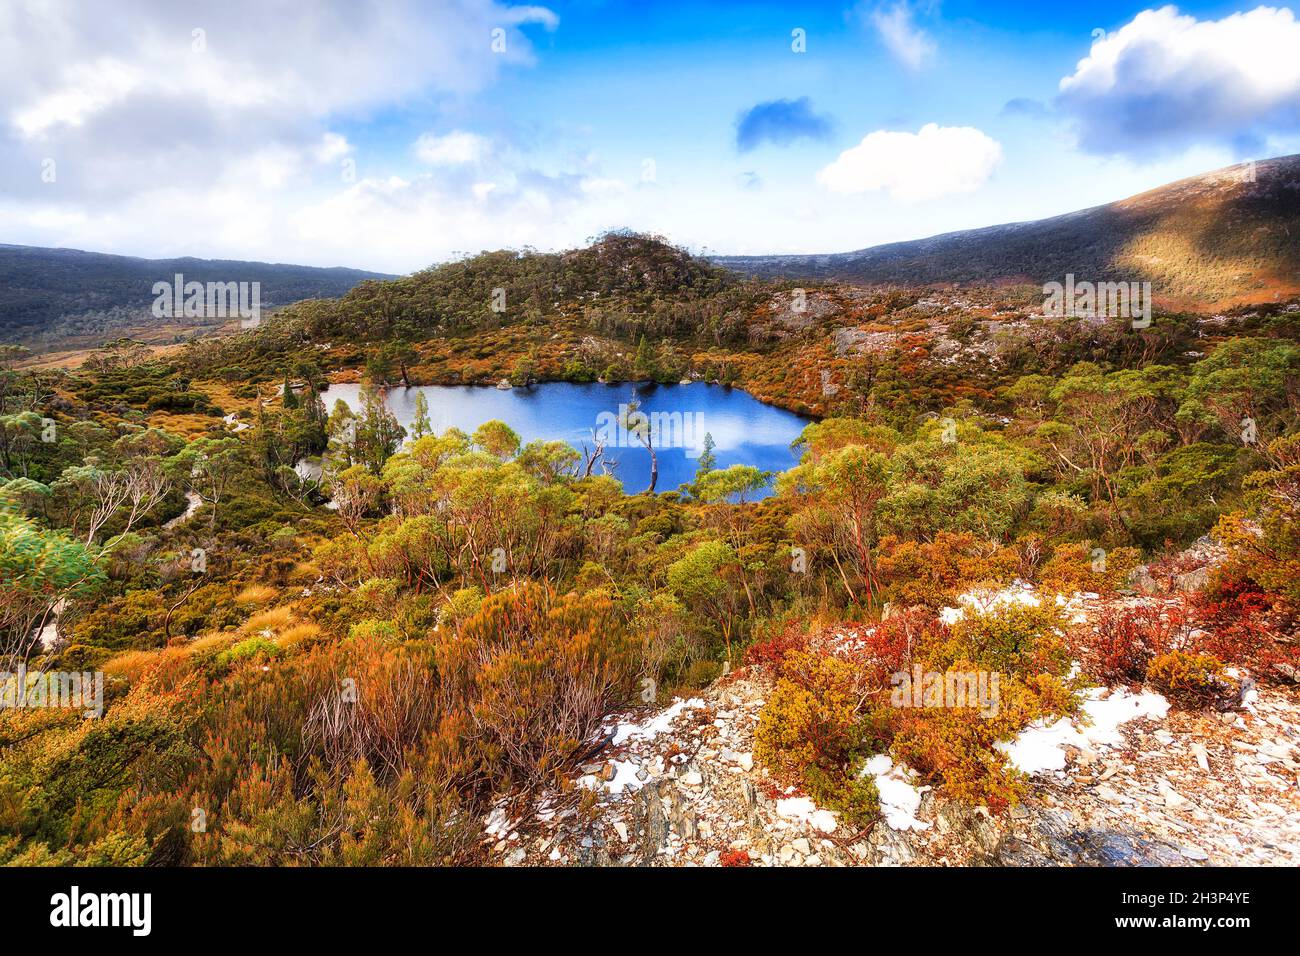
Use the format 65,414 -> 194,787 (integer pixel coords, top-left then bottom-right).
2,236 -> 1297,863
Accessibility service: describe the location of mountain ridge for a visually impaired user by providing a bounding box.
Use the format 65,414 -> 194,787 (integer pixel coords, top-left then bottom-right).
0,243 -> 396,348
715,154 -> 1300,309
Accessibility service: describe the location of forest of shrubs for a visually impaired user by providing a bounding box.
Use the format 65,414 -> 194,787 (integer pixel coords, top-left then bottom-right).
1,235 -> 1297,864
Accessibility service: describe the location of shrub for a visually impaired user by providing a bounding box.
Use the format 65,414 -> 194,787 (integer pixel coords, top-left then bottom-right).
300,636 -> 439,781
753,651 -> 887,827
875,532 -> 1019,609
434,582 -> 640,792
804,765 -> 881,830
1190,569 -> 1298,676
920,602 -> 1071,680
742,620 -> 811,672
887,602 -> 1079,810
348,619 -> 400,644
891,708 -> 1024,811
1038,542 -> 1142,595
850,609 -> 940,686
1146,651 -> 1231,709
216,636 -> 282,667
1071,605 -> 1183,685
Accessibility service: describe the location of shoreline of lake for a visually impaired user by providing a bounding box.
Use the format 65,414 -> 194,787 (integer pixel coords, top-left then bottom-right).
320,380 -> 812,497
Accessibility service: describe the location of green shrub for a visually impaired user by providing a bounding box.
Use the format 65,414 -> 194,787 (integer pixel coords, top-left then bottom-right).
216,636 -> 282,667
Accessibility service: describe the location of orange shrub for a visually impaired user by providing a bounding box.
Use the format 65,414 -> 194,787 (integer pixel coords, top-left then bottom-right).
876,532 -> 1019,609
434,581 -> 640,792
1038,542 -> 1141,596
1146,651 -> 1232,709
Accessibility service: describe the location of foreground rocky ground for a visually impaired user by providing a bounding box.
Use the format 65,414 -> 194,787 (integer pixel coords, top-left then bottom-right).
484,668 -> 1298,867
485,575 -> 1300,867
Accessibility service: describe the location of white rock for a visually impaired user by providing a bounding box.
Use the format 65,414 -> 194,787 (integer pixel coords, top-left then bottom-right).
1159,781 -> 1190,809
1191,742 -> 1210,772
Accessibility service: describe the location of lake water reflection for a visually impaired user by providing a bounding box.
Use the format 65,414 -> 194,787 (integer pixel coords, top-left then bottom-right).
323,381 -> 811,496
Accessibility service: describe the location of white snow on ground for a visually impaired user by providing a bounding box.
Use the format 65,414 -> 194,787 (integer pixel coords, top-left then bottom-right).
861,754 -> 930,832
484,803 -> 511,838
1054,591 -> 1099,624
940,581 -> 1041,624
939,581 -> 1099,626
574,698 -> 710,796
775,797 -> 838,833
609,697 -> 705,746
775,796 -> 814,819
575,760 -> 646,795
996,687 -> 1170,775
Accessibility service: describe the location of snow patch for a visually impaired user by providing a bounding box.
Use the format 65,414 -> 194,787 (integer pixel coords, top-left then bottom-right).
861,754 -> 930,831
940,581 -> 1040,625
577,759 -> 645,795
609,697 -> 705,746
996,687 -> 1169,775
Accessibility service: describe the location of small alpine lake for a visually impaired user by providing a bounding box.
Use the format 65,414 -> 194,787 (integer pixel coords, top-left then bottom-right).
323,381 -> 812,496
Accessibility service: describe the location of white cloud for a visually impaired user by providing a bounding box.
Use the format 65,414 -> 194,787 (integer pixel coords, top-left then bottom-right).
817,123 -> 1002,201
415,131 -> 490,165
1057,5 -> 1300,157
315,133 -> 353,163
288,169 -> 593,269
864,1 -> 936,70
579,176 -> 628,196
12,60 -> 142,137
0,0 -> 559,256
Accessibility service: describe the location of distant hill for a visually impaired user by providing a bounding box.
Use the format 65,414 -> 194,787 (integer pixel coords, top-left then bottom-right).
716,154 -> 1300,309
0,244 -> 395,348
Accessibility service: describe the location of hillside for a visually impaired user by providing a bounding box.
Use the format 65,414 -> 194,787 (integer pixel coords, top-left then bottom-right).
0,244 -> 394,349
716,154 -> 1300,309
3,223 -> 1298,872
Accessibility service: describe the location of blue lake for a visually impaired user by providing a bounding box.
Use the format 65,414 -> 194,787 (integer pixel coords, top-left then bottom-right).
323,381 -> 812,496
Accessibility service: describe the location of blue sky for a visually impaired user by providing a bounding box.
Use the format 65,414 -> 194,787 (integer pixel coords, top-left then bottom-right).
2,1 -> 1298,271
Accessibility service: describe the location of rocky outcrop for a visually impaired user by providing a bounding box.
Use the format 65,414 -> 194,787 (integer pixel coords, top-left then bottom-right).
486,560 -> 1299,867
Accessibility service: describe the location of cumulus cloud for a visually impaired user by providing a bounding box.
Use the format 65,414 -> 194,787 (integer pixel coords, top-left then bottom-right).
859,1 -> 936,70
735,97 -> 834,151
288,166 -> 623,270
415,131 -> 490,165
1056,5 -> 1300,158
816,123 -> 1002,201
0,0 -> 559,264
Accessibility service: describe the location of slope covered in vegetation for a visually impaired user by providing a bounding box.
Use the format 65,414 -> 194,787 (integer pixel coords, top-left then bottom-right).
1,230 -> 1297,865
0,244 -> 392,350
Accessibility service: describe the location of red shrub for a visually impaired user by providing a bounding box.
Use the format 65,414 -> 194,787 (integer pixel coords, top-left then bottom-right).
720,848 -> 751,867
843,608 -> 942,686
743,621 -> 812,672
1190,571 -> 1298,675
1072,605 -> 1183,685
